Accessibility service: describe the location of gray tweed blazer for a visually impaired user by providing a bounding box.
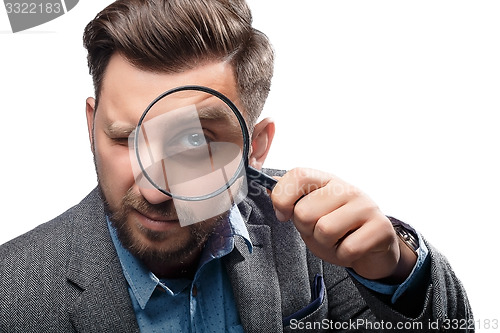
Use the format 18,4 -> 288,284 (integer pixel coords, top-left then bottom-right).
0,171 -> 473,332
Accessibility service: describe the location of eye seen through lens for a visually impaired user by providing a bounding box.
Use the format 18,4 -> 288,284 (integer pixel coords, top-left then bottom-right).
132,86 -> 249,201
187,133 -> 206,147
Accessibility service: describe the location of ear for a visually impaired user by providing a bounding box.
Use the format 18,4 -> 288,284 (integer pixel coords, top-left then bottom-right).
249,117 -> 275,170
86,97 -> 96,151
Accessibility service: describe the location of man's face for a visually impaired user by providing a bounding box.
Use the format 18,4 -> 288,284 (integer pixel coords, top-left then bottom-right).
86,54 -> 243,264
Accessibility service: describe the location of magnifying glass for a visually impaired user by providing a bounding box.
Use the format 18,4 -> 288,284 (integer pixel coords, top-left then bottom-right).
131,85 -> 277,203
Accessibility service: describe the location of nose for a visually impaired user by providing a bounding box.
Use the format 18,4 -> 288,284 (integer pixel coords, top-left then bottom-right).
139,186 -> 173,205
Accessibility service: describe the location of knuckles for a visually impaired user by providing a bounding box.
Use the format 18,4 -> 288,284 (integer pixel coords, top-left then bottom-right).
375,218 -> 399,250
292,201 -> 314,224
335,237 -> 363,266
313,215 -> 336,240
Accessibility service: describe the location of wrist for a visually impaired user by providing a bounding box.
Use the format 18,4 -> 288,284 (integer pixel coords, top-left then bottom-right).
384,236 -> 418,284
382,217 -> 420,283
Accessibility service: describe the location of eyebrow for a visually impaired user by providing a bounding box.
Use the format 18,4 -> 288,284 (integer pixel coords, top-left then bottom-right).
196,105 -> 239,123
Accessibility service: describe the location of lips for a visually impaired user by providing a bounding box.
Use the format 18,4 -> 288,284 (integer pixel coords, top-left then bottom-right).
133,209 -> 180,232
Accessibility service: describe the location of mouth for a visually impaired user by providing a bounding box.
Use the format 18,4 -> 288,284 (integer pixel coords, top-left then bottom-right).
133,209 -> 180,232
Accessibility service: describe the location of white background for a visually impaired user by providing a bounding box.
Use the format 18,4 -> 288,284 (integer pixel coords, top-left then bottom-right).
1,1 -> 499,330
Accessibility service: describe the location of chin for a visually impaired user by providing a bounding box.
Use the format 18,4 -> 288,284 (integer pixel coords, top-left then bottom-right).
119,215 -> 214,264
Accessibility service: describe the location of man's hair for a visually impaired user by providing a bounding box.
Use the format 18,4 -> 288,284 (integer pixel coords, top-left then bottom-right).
83,0 -> 274,125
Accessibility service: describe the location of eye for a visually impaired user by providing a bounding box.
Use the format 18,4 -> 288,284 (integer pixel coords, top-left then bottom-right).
111,137 -> 130,146
163,129 -> 213,157
186,133 -> 207,147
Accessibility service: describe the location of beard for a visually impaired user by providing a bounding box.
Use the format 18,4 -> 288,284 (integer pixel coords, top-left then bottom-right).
91,139 -> 234,271
99,184 -> 225,265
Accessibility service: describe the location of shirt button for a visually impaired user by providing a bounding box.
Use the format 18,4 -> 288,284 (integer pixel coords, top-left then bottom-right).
192,285 -> 198,297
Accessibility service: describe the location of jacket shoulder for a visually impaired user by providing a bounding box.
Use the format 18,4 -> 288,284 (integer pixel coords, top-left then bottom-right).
0,188 -> 103,260
0,189 -> 105,331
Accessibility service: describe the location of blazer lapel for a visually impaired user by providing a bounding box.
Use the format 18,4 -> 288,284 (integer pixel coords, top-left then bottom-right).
65,189 -> 140,333
224,200 -> 284,333
68,259 -> 140,333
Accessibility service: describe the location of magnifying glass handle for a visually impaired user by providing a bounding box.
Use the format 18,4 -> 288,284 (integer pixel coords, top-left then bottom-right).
247,166 -> 277,191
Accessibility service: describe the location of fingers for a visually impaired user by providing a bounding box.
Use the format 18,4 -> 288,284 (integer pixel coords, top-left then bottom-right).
302,199 -> 390,264
269,167 -> 406,280
309,198 -> 373,245
271,168 -> 333,222
335,216 -> 396,267
301,212 -> 396,273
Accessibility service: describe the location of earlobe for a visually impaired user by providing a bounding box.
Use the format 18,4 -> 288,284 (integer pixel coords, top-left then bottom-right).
249,117 -> 275,170
86,97 -> 96,150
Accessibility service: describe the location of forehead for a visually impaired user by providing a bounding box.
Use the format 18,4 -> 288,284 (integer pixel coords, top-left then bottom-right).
97,54 -> 240,126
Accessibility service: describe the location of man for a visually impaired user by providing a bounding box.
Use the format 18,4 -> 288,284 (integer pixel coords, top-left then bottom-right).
0,0 -> 472,332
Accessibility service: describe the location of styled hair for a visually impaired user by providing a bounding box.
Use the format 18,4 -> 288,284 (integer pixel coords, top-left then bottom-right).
83,0 -> 274,125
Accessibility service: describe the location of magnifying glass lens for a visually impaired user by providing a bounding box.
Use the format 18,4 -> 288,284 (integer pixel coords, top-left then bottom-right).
133,88 -> 246,201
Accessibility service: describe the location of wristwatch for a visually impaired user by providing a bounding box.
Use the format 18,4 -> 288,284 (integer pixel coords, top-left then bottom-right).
390,217 -> 419,257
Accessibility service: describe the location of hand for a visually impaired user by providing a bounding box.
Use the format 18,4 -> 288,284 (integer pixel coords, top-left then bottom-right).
271,168 -> 416,282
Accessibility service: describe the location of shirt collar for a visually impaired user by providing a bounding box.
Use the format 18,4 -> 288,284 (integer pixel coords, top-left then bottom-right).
199,204 -> 253,264
107,205 -> 252,310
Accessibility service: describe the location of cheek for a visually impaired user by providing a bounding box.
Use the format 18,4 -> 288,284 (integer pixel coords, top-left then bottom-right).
94,136 -> 135,206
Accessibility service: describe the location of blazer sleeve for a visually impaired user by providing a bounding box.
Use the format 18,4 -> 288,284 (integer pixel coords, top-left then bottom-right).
323,239 -> 473,332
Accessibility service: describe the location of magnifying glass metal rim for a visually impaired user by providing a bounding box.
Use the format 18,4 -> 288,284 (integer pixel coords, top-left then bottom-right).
134,85 -> 251,201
